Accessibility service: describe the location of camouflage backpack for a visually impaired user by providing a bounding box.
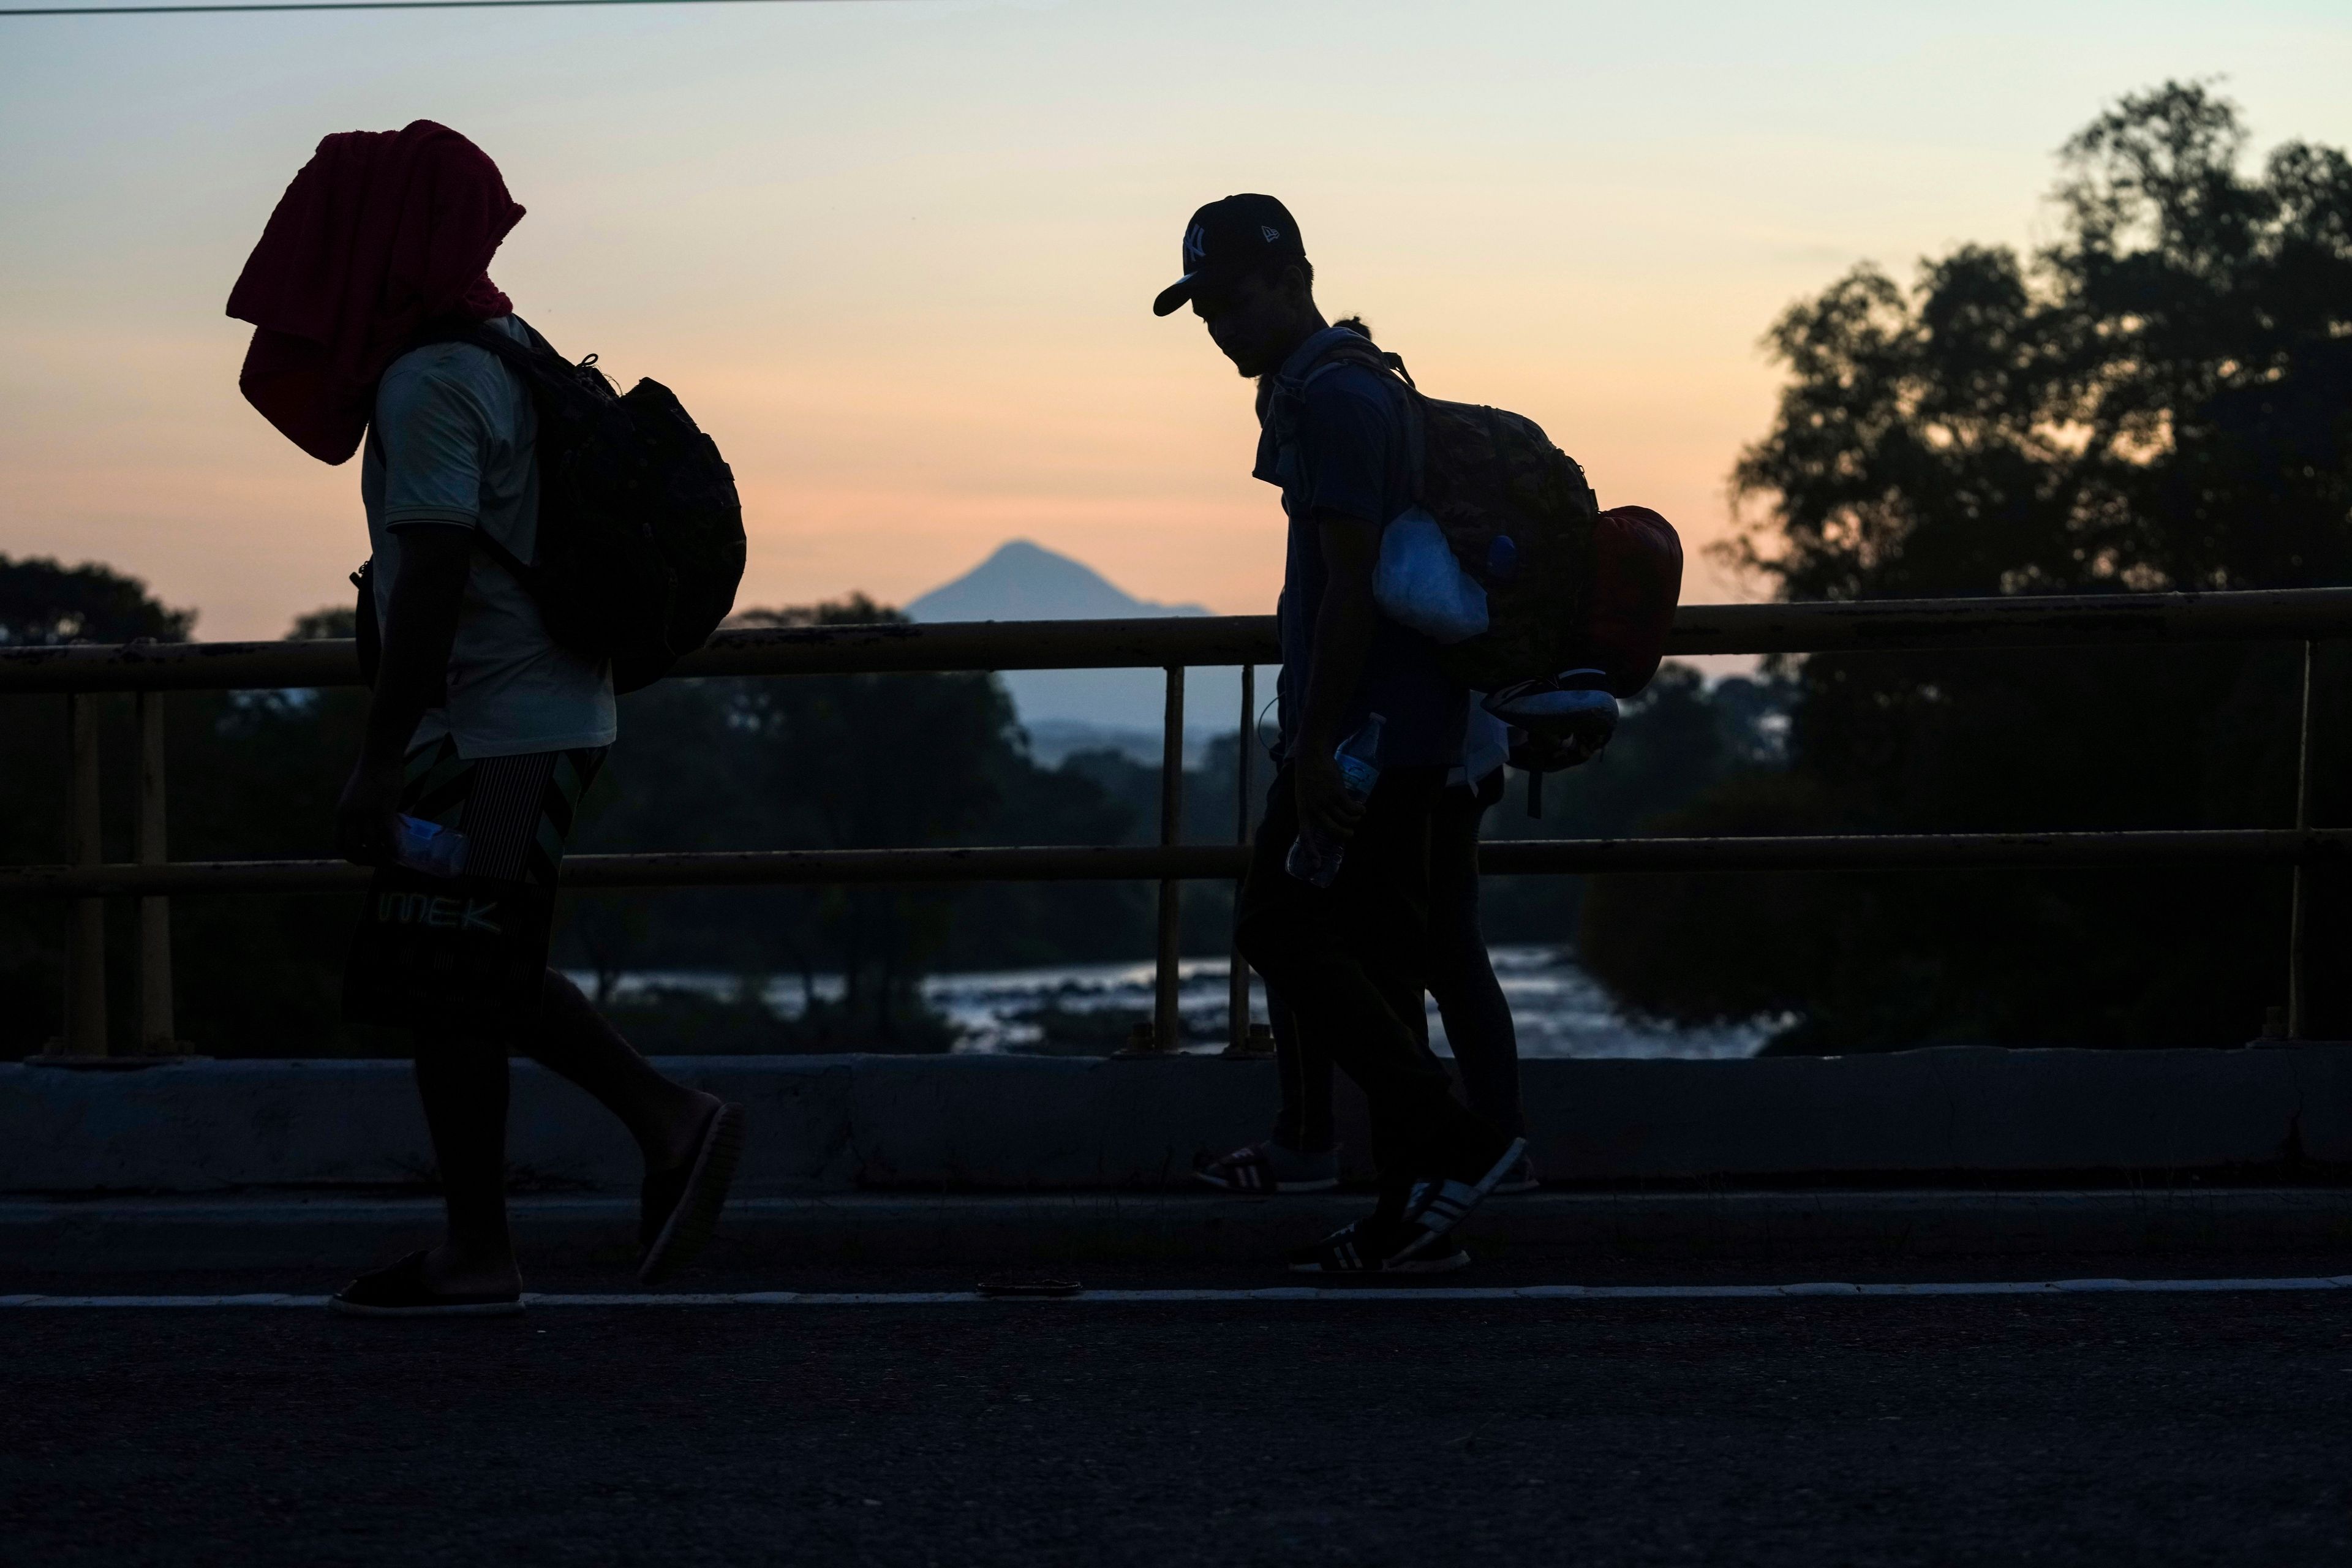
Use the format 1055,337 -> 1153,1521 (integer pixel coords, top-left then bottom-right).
1297,334 -> 1682,700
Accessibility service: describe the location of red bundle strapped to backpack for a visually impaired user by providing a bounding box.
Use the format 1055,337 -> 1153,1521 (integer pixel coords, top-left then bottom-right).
1581,504 -> 1683,697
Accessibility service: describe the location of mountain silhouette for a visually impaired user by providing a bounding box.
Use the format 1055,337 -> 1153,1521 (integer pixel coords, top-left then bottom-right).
905,539 -> 1209,624
905,540 -> 1267,747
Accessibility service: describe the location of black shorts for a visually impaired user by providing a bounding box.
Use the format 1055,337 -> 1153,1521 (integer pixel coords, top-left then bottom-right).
342,737 -> 606,1037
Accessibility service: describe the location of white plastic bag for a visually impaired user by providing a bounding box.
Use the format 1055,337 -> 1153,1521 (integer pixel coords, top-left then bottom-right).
1373,508 -> 1488,644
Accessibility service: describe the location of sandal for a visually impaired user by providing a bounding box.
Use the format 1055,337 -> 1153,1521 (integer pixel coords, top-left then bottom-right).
638,1101 -> 746,1284
330,1251 -> 523,1317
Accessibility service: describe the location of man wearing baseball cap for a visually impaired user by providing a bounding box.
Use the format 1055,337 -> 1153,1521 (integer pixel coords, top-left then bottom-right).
1156,195 -> 1523,1273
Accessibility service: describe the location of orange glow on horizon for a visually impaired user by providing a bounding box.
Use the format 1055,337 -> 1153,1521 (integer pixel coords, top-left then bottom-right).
3,1 -> 2346,638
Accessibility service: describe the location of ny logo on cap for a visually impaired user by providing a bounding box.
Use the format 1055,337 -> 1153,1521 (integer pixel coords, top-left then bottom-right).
1185,224 -> 1207,263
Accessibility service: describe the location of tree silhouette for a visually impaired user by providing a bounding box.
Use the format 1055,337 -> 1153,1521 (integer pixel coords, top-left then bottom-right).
1581,83 -> 2352,1050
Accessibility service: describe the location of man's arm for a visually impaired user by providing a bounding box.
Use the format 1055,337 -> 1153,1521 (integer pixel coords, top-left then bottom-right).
334,524 -> 472,864
1293,508 -> 1379,844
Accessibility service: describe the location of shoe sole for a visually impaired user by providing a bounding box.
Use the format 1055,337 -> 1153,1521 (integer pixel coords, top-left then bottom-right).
1389,1249 -> 1471,1275
1286,1248 -> 1470,1275
638,1102 -> 746,1285
1392,1136 -> 1528,1262
329,1297 -> 524,1318
1193,1170 -> 1341,1195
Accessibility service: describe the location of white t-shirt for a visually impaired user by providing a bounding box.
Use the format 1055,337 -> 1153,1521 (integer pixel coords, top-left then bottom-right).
361,316 -> 617,760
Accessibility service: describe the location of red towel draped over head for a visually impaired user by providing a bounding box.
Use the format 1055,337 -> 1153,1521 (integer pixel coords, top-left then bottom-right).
226,120 -> 525,464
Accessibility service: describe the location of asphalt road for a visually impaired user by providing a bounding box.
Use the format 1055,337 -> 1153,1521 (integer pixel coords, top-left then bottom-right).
7,1272 -> 2352,1566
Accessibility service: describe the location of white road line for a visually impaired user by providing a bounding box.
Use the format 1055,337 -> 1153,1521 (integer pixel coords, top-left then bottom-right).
4,1277 -> 2351,1308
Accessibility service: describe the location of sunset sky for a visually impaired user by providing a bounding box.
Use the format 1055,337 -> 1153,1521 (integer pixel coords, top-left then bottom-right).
2,0 -> 2348,641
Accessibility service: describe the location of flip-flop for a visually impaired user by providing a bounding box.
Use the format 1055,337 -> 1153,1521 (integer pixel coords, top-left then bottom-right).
330,1250 -> 524,1317
638,1101 -> 746,1285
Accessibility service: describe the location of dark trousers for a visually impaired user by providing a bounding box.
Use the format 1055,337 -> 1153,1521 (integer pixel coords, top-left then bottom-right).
1265,772 -> 1523,1153
1267,987 -> 1331,1154
1236,764 -> 1497,1206
1427,773 -> 1523,1137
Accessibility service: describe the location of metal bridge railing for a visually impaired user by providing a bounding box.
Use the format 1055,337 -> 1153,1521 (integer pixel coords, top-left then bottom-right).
6,586 -> 2350,1060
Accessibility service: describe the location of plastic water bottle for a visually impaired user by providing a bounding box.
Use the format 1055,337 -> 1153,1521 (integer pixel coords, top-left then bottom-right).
391,813 -> 469,878
1285,713 -> 1385,888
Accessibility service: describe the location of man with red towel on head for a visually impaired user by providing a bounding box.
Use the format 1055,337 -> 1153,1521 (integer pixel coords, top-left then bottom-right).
229,122 -> 744,1316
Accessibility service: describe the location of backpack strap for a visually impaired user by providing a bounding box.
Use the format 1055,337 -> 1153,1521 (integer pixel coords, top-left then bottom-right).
1284,334 -> 1430,501
408,312 -> 560,366
464,512 -> 540,589
399,316 -> 557,588
1300,337 -> 1416,392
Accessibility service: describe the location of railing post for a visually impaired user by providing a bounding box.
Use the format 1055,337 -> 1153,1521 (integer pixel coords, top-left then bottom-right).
137,690 -> 183,1054
1152,665 -> 1185,1054
60,693 -> 108,1056
1229,662 -> 1254,1051
2288,639 -> 2316,1041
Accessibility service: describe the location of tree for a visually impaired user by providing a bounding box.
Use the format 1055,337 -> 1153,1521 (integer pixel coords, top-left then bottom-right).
1580,84 -> 2352,1050
0,554 -> 193,647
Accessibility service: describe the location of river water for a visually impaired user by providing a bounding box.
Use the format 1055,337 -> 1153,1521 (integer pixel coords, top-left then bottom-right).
575,946 -> 1774,1060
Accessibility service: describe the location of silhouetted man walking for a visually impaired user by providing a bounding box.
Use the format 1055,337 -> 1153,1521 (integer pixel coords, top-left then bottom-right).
1197,700 -> 1534,1195
228,121 -> 743,1314
1154,195 -> 1522,1272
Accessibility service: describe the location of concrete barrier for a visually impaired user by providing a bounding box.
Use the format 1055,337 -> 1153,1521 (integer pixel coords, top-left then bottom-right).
6,1046 -> 2350,1196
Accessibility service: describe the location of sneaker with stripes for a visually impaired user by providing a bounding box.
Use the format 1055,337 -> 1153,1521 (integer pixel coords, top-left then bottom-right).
1194,1140 -> 1340,1194
1286,1218 -> 1469,1275
1393,1135 -> 1528,1262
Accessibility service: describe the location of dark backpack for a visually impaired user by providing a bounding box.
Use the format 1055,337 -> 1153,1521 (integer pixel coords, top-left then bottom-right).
1298,334 -> 1682,699
353,316 -> 745,694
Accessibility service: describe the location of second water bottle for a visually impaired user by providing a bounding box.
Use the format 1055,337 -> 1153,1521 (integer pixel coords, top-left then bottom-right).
1284,712 -> 1386,888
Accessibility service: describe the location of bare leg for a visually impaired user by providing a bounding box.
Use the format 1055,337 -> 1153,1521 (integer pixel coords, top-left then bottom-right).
406,974 -> 718,1297
525,968 -> 718,1172
412,1035 -> 520,1295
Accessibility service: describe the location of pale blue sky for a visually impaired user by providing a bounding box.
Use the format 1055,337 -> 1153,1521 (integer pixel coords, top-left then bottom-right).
3,0 -> 2346,637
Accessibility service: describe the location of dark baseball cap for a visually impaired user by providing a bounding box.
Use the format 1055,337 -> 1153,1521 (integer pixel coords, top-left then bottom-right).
1151,194 -> 1307,317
